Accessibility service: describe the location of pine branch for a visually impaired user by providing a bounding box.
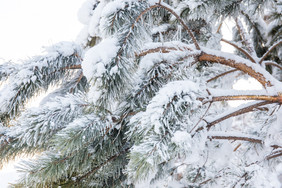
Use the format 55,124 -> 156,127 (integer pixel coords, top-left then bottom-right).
0,42 -> 82,125
115,3 -> 158,60
138,46 -> 276,87
0,93 -> 88,167
17,114 -> 125,187
75,147 -> 130,183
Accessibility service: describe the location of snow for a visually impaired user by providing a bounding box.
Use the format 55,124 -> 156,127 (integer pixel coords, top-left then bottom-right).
151,24 -> 171,34
171,131 -> 192,146
77,0 -> 98,25
82,37 -> 119,80
44,41 -> 79,58
88,1 -> 107,37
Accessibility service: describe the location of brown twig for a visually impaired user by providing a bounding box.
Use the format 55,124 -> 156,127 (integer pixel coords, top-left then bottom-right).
259,40 -> 282,64
203,95 -> 282,104
208,135 -> 262,144
216,17 -> 224,34
137,46 -> 192,57
266,149 -> 282,160
235,18 -> 254,54
207,69 -> 238,83
264,62 -> 282,70
198,52 -> 272,87
190,102 -> 212,133
195,101 -> 272,132
221,39 -> 256,63
69,71 -> 84,93
157,3 -> 200,50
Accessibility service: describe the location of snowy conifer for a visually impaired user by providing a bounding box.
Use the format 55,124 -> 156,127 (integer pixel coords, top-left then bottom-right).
0,0 -> 282,187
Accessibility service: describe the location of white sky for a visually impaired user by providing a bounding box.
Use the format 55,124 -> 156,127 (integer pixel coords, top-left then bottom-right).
0,0 -> 84,187
0,0 -> 84,62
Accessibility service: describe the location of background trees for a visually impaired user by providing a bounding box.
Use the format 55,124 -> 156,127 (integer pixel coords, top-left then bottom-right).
0,0 -> 281,187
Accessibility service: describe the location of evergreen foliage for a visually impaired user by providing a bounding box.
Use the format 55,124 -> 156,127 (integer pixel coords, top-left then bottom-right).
0,0 -> 282,187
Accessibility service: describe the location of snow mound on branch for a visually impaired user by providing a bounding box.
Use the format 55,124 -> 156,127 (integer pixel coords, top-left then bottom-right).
44,41 -> 80,58
131,80 -> 202,134
82,37 -> 119,80
77,0 -> 98,25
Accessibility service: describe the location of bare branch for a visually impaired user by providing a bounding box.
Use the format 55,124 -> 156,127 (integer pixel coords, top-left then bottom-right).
259,40 -> 282,64
235,18 -> 255,54
266,149 -> 282,160
137,46 -> 192,57
156,3 -> 200,50
207,68 -> 238,83
264,62 -> 282,70
208,135 -> 262,144
195,101 -> 272,132
203,95 -> 282,104
221,39 -> 256,63
190,102 -> 212,133
198,52 -> 273,87
139,46 -> 276,87
216,17 -> 224,34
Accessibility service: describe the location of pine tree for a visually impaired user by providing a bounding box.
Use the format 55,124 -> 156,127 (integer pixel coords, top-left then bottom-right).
0,0 -> 282,187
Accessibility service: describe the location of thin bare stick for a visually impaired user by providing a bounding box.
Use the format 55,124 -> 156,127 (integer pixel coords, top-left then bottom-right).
235,18 -> 254,54
221,39 -> 256,63
259,40 -> 282,64
63,64 -> 82,70
206,101 -> 272,130
216,17 -> 224,34
69,71 -> 84,93
207,69 -> 238,83
203,95 -> 282,104
137,46 -> 192,57
157,3 -> 200,50
264,62 -> 282,70
195,101 -> 272,132
190,102 -> 212,133
208,135 -> 262,144
266,149 -> 282,160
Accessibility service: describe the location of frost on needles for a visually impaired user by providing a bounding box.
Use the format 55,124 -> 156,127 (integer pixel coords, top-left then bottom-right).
0,0 -> 282,187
